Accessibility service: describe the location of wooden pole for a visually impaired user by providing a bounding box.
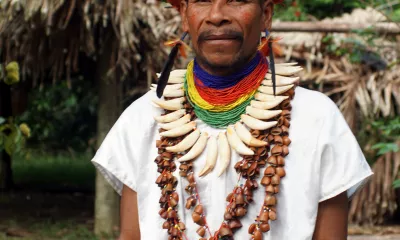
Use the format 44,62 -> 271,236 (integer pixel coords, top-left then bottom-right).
272,21 -> 400,34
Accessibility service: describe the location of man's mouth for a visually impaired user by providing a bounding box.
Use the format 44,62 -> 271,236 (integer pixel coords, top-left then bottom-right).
203,34 -> 239,41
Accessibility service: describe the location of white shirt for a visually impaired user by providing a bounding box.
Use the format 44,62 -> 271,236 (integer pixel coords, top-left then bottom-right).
92,86 -> 373,240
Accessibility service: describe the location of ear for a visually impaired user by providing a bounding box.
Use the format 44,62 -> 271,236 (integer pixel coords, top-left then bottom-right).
260,0 -> 274,31
180,0 -> 190,32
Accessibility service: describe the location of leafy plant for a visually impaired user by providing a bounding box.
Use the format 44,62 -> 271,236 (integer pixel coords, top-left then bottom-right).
19,76 -> 98,151
0,61 -> 30,156
369,117 -> 400,189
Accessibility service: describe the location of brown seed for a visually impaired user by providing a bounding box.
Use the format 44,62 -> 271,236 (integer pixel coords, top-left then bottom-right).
253,229 -> 263,240
271,145 -> 283,156
169,198 -> 178,208
247,195 -> 253,202
282,145 -> 289,156
248,223 -> 256,234
219,226 -> 233,237
185,196 -> 196,209
270,127 -> 282,136
267,156 -> 277,165
178,222 -> 186,231
264,166 -> 275,176
252,180 -> 259,189
274,135 -> 283,145
265,184 -> 275,194
162,152 -> 172,160
271,175 -> 280,185
163,161 -> 170,168
264,195 -> 277,206
276,167 -> 286,178
236,194 -> 245,205
284,118 -> 291,127
171,192 -> 179,201
167,210 -> 177,219
235,207 -> 247,217
234,161 -> 242,172
281,99 -> 291,110
170,227 -> 179,237
247,162 -> 258,176
224,211 -> 233,220
187,173 -> 195,183
261,176 -> 271,186
194,204 -> 204,215
267,134 -> 274,143
245,179 -> 254,189
192,212 -> 201,223
259,211 -> 269,222
179,164 -> 188,171
281,110 -> 291,119
282,136 -> 291,146
179,171 -> 187,177
274,186 -> 280,193
277,116 -> 285,127
281,125 -> 289,135
228,219 -> 242,229
269,210 -> 277,220
160,210 -> 168,219
197,227 -> 205,237
244,188 -> 252,196
259,223 -> 271,233
277,156 -> 285,166
155,174 -> 163,185
162,221 -> 170,229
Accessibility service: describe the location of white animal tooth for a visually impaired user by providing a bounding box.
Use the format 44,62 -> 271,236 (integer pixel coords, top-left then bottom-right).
199,135 -> 218,177
166,129 -> 200,152
235,122 -> 267,147
154,109 -> 186,123
250,100 -> 283,110
217,132 -> 231,177
167,76 -> 184,84
246,106 -> 282,120
241,114 -> 277,130
160,121 -> 196,137
262,76 -> 299,86
275,62 -> 298,66
152,97 -> 185,111
269,66 -> 303,76
163,89 -> 184,98
151,83 -> 183,91
178,132 -> 208,162
254,92 -> 288,102
258,84 -> 294,95
159,114 -> 191,130
226,125 -> 254,156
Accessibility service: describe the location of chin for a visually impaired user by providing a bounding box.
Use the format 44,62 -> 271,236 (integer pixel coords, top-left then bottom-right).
201,52 -> 240,69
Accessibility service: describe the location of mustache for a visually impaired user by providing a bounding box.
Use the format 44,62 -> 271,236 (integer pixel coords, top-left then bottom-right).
198,29 -> 244,42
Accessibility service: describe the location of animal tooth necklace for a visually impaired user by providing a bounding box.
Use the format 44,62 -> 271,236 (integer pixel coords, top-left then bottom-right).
153,50 -> 301,240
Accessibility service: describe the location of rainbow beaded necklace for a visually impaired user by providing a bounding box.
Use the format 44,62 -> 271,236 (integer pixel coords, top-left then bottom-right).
184,51 -> 268,128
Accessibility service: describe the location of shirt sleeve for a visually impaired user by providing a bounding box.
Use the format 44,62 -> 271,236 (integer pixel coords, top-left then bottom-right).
317,98 -> 373,202
91,92 -> 157,195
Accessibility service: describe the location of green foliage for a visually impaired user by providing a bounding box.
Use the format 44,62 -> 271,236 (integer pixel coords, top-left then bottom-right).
369,117 -> 400,189
19,76 -> 97,151
275,0 -> 400,21
0,61 -> 29,156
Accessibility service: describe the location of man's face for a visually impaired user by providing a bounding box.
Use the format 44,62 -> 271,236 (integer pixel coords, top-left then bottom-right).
180,0 -> 273,74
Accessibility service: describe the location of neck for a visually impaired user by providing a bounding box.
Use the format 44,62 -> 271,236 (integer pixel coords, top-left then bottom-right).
193,51 -> 266,89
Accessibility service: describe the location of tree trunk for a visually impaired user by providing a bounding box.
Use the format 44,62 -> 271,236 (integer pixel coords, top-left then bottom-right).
94,41 -> 121,236
0,81 -> 13,191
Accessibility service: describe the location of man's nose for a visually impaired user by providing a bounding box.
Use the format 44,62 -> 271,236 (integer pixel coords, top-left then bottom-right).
206,1 -> 231,27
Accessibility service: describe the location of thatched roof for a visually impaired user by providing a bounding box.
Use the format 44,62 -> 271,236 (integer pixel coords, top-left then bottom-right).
0,0 -> 181,87
275,8 -> 400,127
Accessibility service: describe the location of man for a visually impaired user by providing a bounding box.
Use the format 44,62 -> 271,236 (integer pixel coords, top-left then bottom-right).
92,0 -> 373,239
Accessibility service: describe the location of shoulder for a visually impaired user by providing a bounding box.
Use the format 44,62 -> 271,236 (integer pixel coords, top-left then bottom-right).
292,87 -> 341,123
117,90 -> 162,131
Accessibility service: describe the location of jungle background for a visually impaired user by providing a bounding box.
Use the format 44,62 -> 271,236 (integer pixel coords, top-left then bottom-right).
0,0 -> 399,239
